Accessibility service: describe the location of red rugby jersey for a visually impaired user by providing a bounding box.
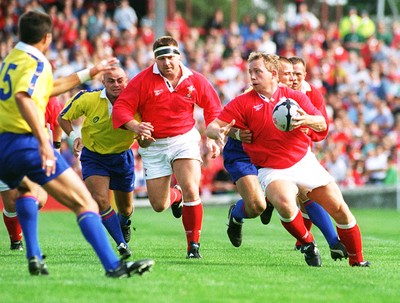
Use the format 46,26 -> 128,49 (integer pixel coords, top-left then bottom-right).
218,86 -> 325,169
302,81 -> 329,142
113,63 -> 222,139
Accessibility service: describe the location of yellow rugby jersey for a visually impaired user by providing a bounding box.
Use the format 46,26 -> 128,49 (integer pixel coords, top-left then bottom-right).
60,89 -> 140,154
0,42 -> 53,134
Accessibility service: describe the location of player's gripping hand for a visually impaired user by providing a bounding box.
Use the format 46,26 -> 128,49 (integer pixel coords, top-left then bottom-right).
215,119 -> 236,147
72,137 -> 84,158
238,129 -> 253,143
291,107 -> 307,129
207,138 -> 221,159
135,122 -> 156,148
40,141 -> 56,176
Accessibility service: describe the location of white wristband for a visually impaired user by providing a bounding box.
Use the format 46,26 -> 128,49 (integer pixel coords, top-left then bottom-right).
69,131 -> 80,142
76,68 -> 91,84
235,129 -> 241,141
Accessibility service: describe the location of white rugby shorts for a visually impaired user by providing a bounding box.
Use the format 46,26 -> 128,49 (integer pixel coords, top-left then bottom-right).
138,127 -> 203,180
258,149 -> 334,196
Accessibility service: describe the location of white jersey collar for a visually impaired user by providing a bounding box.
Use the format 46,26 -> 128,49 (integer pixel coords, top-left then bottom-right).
257,92 -> 271,102
153,62 -> 193,91
15,42 -> 49,64
100,88 -> 113,116
301,81 -> 312,93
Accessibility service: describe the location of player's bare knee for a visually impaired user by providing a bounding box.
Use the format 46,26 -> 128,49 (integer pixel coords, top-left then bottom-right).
148,198 -> 168,212
245,199 -> 265,217
153,204 -> 167,213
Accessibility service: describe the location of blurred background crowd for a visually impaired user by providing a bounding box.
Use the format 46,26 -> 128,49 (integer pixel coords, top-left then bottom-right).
1,0 -> 400,198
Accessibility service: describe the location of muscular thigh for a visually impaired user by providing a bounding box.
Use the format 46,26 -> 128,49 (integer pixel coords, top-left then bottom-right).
308,182 -> 346,213
266,179 -> 299,218
42,168 -> 98,214
236,175 -> 265,205
146,175 -> 172,210
85,175 -> 111,208
173,159 -> 201,201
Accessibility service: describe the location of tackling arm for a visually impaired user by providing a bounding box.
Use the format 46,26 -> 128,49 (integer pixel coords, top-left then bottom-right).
51,58 -> 120,97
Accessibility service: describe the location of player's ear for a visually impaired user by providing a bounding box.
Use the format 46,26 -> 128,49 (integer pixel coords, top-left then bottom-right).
42,32 -> 52,48
44,32 -> 52,43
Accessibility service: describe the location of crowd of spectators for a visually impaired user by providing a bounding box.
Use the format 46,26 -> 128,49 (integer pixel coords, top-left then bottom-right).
1,0 -> 400,198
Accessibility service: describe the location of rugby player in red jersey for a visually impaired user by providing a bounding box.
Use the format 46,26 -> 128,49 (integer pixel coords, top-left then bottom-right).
113,36 -> 222,258
207,52 -> 369,267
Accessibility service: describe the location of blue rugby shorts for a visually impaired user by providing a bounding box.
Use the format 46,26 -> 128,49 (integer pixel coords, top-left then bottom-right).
0,133 -> 69,188
80,147 -> 135,192
222,137 -> 258,184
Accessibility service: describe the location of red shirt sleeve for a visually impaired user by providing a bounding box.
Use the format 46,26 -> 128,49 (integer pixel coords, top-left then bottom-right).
306,85 -> 329,142
45,96 -> 62,131
192,71 -> 222,126
112,78 -> 140,129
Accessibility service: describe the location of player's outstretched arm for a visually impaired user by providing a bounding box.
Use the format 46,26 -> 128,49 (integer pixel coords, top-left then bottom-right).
206,119 -> 235,146
51,58 -> 120,97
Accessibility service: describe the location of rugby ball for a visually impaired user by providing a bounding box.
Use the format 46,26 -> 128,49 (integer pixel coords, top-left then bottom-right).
272,98 -> 300,132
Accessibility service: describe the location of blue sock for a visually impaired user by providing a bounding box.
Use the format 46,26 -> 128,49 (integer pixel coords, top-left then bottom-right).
231,199 -> 247,222
100,206 -> 126,245
304,200 -> 339,247
77,211 -> 120,271
117,212 -> 131,227
15,196 -> 42,260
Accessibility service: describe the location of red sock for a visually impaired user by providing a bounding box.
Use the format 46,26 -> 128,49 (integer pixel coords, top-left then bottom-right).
281,210 -> 314,245
182,200 -> 203,250
337,224 -> 364,265
3,212 -> 22,242
169,187 -> 182,206
294,216 -> 313,247
303,216 -> 313,231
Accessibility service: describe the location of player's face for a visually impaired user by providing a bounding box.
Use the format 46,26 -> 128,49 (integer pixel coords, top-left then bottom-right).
278,62 -> 294,88
248,58 -> 276,94
292,63 -> 306,91
156,55 -> 181,79
103,69 -> 127,102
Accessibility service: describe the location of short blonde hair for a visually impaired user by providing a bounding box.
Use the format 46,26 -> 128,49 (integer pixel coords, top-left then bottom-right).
248,52 -> 280,74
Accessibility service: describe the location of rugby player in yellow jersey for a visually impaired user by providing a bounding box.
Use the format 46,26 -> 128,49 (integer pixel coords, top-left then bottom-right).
0,10 -> 154,277
58,66 -> 139,259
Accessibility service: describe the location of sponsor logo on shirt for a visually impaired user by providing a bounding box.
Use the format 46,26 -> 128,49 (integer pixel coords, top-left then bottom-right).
253,104 -> 263,111
154,89 -> 163,96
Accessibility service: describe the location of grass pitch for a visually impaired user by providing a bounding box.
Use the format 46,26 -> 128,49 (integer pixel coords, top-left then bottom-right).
0,205 -> 399,303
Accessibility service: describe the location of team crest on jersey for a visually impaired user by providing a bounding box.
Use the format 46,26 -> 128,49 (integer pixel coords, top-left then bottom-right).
154,89 -> 163,96
253,104 -> 263,111
186,85 -> 195,98
92,116 -> 100,123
